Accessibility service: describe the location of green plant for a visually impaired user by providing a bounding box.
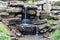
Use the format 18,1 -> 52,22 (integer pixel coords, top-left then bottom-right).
50,23 -> 60,40
0,33 -> 11,40
50,29 -> 60,40
0,23 -> 11,40
25,0 -> 33,5
45,19 -> 53,27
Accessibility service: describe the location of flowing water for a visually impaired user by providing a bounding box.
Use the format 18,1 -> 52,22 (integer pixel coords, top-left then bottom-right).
22,6 -> 39,40
24,6 -> 27,24
35,25 -> 39,40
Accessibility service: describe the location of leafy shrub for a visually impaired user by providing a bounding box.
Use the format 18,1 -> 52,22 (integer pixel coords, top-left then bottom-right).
50,24 -> 60,40
50,29 -> 60,40
0,23 -> 11,40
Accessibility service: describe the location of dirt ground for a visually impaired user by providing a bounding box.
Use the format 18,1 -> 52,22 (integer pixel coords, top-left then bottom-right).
18,35 -> 50,40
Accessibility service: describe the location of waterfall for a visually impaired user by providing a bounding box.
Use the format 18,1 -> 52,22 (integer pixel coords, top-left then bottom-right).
35,25 -> 39,40
21,5 -> 39,40
22,6 -> 28,24
24,6 -> 27,24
